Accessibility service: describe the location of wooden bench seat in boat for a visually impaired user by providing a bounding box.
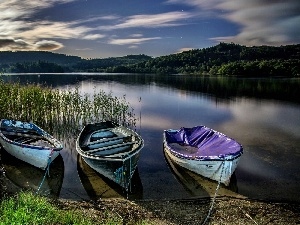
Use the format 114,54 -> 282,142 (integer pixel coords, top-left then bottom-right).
14,136 -> 38,144
1,130 -> 43,141
85,141 -> 137,154
87,136 -> 125,146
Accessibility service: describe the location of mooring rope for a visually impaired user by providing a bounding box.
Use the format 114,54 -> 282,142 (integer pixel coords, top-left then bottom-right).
201,160 -> 225,225
36,149 -> 54,195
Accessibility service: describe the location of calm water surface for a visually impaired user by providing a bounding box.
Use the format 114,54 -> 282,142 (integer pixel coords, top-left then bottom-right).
2,74 -> 300,202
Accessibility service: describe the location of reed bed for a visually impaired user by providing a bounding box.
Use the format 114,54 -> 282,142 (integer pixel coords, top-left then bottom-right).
0,78 -> 136,138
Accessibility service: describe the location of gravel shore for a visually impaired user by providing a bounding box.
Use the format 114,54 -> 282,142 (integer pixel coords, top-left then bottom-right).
58,196 -> 300,225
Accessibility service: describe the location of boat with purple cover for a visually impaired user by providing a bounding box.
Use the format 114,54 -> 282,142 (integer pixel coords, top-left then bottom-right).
163,126 -> 243,186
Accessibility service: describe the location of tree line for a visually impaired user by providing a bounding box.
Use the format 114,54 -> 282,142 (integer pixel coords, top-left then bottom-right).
124,43 -> 300,76
0,43 -> 299,76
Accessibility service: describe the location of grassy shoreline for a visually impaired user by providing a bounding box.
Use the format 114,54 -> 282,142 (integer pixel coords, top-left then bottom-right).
0,192 -> 124,225
1,191 -> 300,225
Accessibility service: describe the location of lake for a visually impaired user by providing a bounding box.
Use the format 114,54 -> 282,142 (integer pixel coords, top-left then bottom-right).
1,73 -> 300,203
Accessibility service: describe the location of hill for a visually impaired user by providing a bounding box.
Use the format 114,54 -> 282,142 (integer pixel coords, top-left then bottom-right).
0,52 -> 152,73
0,43 -> 299,76
126,43 -> 300,76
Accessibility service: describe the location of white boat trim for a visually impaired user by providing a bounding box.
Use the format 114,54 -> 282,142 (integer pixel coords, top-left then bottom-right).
0,119 -> 63,170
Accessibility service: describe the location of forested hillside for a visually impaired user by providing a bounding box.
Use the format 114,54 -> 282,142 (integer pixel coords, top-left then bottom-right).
126,43 -> 300,76
0,52 -> 152,73
0,51 -> 81,64
0,43 -> 299,76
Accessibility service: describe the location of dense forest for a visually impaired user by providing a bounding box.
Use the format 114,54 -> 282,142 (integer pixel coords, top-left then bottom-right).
0,43 -> 299,76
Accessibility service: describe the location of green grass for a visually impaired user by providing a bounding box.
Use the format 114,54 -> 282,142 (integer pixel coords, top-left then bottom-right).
0,192 -> 155,225
0,192 -> 156,225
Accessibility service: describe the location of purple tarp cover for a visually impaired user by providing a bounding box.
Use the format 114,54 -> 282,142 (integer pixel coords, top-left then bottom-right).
165,126 -> 243,160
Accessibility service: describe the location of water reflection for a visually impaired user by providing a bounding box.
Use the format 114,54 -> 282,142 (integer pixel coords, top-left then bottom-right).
164,151 -> 244,199
77,156 -> 143,200
1,149 -> 64,197
3,74 -> 300,104
1,73 -> 300,202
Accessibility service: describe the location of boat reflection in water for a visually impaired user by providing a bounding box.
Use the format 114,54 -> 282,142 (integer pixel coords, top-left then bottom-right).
164,151 -> 245,199
77,156 -> 143,200
1,149 -> 64,197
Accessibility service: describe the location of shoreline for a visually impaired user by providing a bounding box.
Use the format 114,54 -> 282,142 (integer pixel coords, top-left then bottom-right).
1,172 -> 300,224
56,196 -> 300,225
1,154 -> 300,224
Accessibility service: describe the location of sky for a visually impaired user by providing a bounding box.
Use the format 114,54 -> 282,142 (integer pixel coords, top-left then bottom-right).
0,0 -> 299,59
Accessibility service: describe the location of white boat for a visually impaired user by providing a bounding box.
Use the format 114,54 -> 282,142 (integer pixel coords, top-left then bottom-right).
0,119 -> 63,170
76,121 -> 144,190
163,125 -> 243,186
164,149 -> 245,199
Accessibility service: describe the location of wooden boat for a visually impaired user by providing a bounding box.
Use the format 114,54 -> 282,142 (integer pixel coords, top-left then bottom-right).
163,125 -> 243,186
1,148 -> 64,197
76,121 -> 144,190
0,119 -> 63,170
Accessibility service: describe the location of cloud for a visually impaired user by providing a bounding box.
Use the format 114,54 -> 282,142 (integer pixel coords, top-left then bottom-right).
0,0 -> 105,51
218,0 -> 300,45
0,38 -> 63,51
35,40 -> 64,50
176,47 -> 195,53
209,36 -> 236,42
114,34 -> 150,48
0,38 -> 30,50
75,48 -> 93,51
108,37 -> 161,46
102,11 -> 195,48
166,0 -> 216,10
19,21 -> 93,40
0,0 -> 76,17
1,1 -> 192,53
80,34 -> 106,40
168,0 -> 300,46
2,0 -> 297,57
99,11 -> 195,30
130,34 -> 144,38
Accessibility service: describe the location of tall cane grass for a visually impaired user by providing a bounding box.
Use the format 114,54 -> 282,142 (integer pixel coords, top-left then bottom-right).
0,78 -> 136,138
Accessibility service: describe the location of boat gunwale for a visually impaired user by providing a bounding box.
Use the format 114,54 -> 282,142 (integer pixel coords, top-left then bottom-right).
164,142 -> 243,161
76,121 -> 144,162
0,120 -> 63,151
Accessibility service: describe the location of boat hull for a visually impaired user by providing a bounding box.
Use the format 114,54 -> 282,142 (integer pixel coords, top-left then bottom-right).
0,119 -> 63,170
81,149 -> 141,189
0,141 -> 60,170
164,150 -> 245,198
77,155 -> 143,199
76,121 -> 144,190
164,143 -> 240,185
